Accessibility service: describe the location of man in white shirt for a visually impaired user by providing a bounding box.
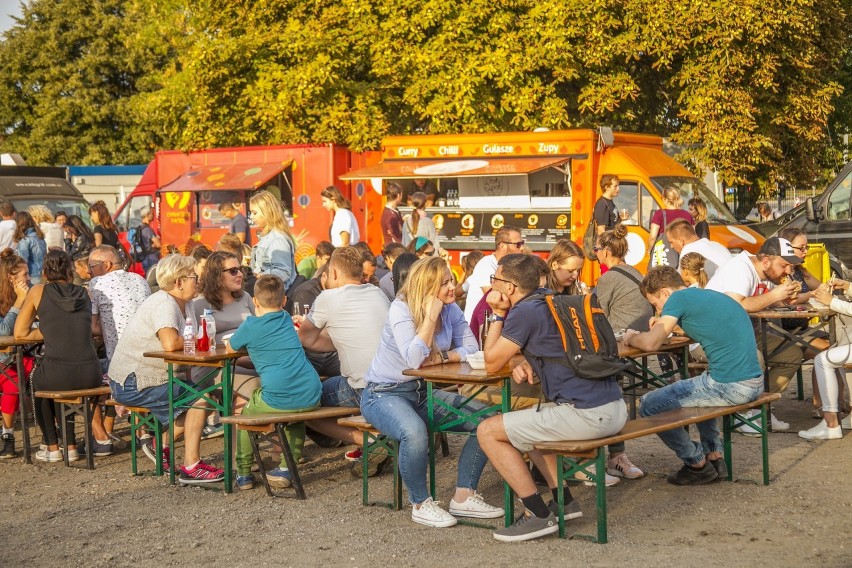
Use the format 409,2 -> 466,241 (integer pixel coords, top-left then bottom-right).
88,245 -> 152,455
665,219 -> 733,278
463,225 -> 525,324
0,202 -> 16,251
298,246 -> 390,471
705,237 -> 804,430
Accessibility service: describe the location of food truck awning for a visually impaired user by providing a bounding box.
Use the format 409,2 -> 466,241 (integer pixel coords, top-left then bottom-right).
160,161 -> 293,192
339,157 -> 569,180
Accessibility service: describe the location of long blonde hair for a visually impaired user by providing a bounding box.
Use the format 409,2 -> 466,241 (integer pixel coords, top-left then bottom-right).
249,190 -> 293,239
399,256 -> 447,330
28,204 -> 55,224
546,238 -> 585,293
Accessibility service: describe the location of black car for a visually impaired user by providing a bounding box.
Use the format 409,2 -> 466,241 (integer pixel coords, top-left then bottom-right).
771,160 -> 852,278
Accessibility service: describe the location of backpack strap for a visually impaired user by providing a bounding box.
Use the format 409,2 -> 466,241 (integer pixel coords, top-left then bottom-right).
608,265 -> 642,286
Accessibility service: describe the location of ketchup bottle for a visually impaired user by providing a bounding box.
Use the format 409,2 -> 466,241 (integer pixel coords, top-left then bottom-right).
197,315 -> 210,352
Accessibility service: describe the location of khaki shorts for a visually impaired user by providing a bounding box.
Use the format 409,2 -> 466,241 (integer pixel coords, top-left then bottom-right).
502,398 -> 628,453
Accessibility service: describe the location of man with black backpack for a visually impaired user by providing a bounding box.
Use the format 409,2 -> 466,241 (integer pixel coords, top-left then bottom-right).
134,207 -> 160,272
477,254 -> 629,543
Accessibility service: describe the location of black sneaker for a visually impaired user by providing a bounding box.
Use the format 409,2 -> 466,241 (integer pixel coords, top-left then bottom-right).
78,439 -> 114,457
667,462 -> 719,486
709,458 -> 728,481
0,432 -> 15,459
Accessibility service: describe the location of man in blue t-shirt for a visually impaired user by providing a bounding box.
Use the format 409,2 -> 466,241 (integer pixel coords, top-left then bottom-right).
476,254 -> 628,543
623,266 -> 763,486
227,274 -> 321,491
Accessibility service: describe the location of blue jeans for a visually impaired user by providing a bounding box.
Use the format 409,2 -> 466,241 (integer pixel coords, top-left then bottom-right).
639,371 -> 762,466
321,376 -> 362,408
360,379 -> 491,505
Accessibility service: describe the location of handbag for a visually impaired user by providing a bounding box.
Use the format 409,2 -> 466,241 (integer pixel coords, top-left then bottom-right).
648,210 -> 679,269
582,217 -> 598,260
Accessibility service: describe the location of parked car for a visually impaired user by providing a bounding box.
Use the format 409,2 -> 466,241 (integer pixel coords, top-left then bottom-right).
770,160 -> 852,278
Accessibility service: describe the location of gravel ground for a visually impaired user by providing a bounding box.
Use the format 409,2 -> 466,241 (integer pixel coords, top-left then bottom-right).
2,376 -> 850,568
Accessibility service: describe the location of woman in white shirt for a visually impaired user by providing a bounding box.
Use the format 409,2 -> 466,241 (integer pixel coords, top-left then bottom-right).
321,186 -> 360,246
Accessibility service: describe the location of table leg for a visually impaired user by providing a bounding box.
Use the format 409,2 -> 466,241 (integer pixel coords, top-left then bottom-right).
427,380 -> 437,500
15,347 -> 32,464
760,319 -> 770,393
502,377 -> 514,527
168,363 -> 176,485
221,361 -> 234,493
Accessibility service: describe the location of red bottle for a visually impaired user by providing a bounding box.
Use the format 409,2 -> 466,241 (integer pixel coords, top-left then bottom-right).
196,315 -> 210,352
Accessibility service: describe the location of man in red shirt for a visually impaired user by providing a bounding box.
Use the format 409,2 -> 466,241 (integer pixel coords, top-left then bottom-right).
380,183 -> 403,245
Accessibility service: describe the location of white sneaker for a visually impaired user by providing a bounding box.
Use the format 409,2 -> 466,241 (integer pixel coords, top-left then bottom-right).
574,464 -> 619,487
65,448 -> 80,462
606,453 -> 644,479
449,492 -> 504,519
798,420 -> 843,440
771,413 -> 790,431
412,498 -> 458,528
35,449 -> 63,462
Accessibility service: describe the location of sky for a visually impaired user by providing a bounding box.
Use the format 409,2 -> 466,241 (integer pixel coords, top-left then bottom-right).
0,2 -> 23,34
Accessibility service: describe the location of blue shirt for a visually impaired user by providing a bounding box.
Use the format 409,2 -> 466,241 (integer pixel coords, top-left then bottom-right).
365,299 -> 477,384
502,289 -> 623,409
229,310 -> 321,409
251,229 -> 295,288
662,287 -> 761,383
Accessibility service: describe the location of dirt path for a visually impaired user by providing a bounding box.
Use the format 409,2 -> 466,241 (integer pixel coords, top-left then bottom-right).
2,385 -> 849,568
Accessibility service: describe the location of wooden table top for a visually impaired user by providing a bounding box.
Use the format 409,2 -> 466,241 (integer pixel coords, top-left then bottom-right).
617,335 -> 692,358
143,347 -> 246,364
402,360 -> 514,384
0,336 -> 41,348
749,307 -> 833,319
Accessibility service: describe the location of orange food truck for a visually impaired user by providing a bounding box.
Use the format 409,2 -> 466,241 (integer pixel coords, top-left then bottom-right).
341,128 -> 764,282
113,144 -> 379,267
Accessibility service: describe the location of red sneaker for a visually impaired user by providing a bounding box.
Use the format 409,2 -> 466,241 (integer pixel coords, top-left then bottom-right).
178,460 -> 225,485
344,448 -> 362,462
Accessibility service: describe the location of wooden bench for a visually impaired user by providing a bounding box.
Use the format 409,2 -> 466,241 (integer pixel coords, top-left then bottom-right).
337,415 -> 402,510
219,406 -> 360,498
34,386 -> 111,470
104,399 -> 164,476
533,392 -> 782,544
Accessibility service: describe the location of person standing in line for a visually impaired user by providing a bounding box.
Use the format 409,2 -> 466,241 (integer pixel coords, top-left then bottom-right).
219,202 -> 252,246
28,205 -> 63,250
137,206 -> 161,272
14,211 -> 47,285
321,186 -> 360,247
402,191 -> 438,248
64,215 -> 94,260
381,182 -> 404,245
593,174 -> 626,236
0,203 -> 17,252
249,190 -> 298,290
89,201 -> 121,249
688,197 -> 710,240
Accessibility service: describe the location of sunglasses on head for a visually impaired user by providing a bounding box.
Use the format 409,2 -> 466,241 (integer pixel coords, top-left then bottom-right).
221,267 -> 242,276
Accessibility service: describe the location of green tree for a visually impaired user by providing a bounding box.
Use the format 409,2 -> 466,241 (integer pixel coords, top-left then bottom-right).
0,0 -> 174,165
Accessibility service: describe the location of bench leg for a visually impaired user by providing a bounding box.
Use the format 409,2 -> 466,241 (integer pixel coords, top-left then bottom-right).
556,452 -> 608,543
83,397 -> 95,470
59,402 -> 70,467
796,368 -> 804,401
722,414 -> 733,481
249,431 -> 275,497
361,430 -> 401,510
760,404 -> 770,486
275,423 -> 306,500
593,449 -> 608,543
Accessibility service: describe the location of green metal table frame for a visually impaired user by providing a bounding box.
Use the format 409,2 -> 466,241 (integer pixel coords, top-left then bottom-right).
166,360 -> 235,491
425,378 -> 514,528
621,343 -> 690,418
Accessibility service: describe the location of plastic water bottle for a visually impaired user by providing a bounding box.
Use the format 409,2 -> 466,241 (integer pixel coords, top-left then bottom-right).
203,308 -> 216,351
183,317 -> 196,355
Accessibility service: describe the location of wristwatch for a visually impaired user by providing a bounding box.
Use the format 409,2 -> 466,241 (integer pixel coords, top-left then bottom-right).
487,313 -> 506,324
440,350 -> 450,364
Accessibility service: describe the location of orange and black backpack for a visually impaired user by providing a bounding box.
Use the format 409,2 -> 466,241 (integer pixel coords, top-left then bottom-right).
522,293 -> 632,380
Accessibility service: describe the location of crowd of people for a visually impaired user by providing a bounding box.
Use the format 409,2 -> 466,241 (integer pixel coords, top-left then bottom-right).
1,179 -> 850,544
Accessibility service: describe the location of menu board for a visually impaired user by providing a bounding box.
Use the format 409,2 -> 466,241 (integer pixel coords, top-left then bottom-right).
432,209 -> 572,245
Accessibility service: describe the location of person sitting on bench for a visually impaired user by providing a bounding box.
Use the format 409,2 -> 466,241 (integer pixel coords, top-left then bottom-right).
477,254 -> 628,543
226,274 -> 322,491
623,266 -> 763,485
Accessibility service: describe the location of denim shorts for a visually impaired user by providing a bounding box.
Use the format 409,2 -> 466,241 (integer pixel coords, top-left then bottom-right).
109,372 -> 190,425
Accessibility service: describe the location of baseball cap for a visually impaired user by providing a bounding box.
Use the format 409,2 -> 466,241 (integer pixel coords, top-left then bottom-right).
758,237 -> 803,265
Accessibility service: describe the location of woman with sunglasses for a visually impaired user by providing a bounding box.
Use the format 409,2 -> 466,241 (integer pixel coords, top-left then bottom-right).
108,254 -> 225,485
407,236 -> 436,258
194,251 -> 258,406
593,224 -> 651,481
361,256 -> 502,528
546,239 -> 588,295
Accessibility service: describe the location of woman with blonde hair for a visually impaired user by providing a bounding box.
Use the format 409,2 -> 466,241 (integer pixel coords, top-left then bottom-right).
680,252 -> 709,288
687,197 -> 710,239
249,190 -> 297,289
361,256 -> 503,528
28,205 -> 64,250
321,186 -> 360,246
402,191 -> 438,248
546,239 -> 587,295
